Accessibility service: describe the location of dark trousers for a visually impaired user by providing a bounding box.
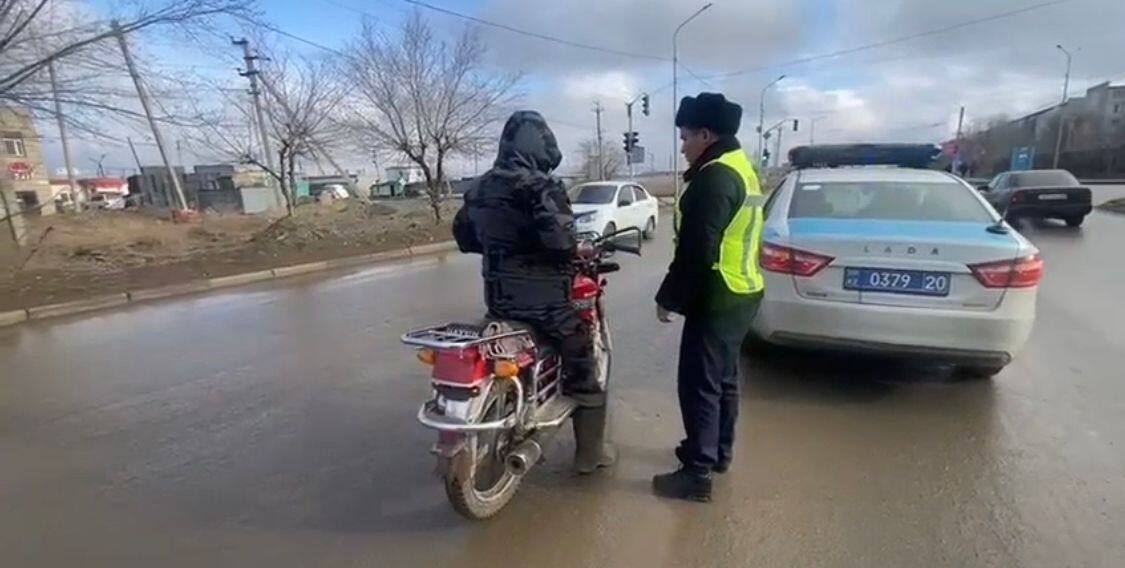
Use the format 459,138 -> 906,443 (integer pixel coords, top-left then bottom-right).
676,299 -> 759,476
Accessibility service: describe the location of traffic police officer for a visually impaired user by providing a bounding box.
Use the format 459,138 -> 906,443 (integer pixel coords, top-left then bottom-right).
653,92 -> 765,502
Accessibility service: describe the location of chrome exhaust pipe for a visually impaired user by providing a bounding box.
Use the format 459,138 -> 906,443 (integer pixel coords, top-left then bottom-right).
505,439 -> 543,476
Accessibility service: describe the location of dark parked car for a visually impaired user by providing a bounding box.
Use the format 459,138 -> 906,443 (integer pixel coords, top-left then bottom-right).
978,169 -> 1092,227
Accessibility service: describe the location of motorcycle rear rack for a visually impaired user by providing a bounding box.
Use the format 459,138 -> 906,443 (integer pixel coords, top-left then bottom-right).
402,323 -> 530,350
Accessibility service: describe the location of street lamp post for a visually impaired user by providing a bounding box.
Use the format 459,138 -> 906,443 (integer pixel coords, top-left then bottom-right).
809,116 -> 829,144
672,2 -> 713,201
1052,44 -> 1073,169
757,74 -> 786,165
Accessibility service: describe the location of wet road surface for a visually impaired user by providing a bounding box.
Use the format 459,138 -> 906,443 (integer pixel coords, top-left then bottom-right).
3,207 -> 1124,567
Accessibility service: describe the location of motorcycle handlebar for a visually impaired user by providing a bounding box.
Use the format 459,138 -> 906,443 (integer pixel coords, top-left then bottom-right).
594,226 -> 643,257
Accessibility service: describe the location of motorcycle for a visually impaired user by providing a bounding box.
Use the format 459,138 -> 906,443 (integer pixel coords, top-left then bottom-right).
401,228 -> 643,520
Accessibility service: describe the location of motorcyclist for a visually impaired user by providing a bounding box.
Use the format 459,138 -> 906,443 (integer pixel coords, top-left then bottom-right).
452,110 -> 616,474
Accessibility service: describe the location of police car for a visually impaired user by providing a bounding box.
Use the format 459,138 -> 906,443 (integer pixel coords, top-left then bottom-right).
751,144 -> 1041,377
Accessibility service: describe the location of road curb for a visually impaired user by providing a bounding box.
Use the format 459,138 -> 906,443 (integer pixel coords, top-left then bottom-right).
26,293 -> 130,320
127,281 -> 212,303
207,270 -> 274,289
408,241 -> 459,256
3,240 -> 457,328
271,261 -> 329,278
0,309 -> 28,327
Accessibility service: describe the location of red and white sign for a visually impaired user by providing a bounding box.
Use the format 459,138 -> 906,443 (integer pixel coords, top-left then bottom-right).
8,161 -> 32,179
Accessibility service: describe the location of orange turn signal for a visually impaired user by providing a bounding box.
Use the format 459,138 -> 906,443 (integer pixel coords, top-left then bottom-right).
494,359 -> 520,378
417,348 -> 437,366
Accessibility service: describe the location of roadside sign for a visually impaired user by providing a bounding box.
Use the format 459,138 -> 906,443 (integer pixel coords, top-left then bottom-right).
8,162 -> 31,179
628,145 -> 645,165
1010,146 -> 1034,171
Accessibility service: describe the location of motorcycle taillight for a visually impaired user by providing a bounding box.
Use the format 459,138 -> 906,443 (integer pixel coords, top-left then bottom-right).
432,347 -> 490,386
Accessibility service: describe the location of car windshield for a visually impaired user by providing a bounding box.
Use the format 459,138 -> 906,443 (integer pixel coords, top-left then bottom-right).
570,184 -> 617,204
789,181 -> 993,222
1010,171 -> 1079,187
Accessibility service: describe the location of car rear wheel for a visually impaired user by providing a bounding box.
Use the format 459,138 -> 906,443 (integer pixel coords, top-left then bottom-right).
1065,216 -> 1085,227
958,364 -> 1004,379
642,217 -> 656,240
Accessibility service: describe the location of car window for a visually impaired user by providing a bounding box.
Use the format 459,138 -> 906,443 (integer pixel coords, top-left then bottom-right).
570,184 -> 617,204
632,186 -> 649,201
617,187 -> 635,206
789,181 -> 993,223
1009,170 -> 1079,187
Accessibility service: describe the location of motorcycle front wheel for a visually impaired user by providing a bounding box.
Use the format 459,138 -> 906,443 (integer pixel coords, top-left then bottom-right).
442,383 -> 521,520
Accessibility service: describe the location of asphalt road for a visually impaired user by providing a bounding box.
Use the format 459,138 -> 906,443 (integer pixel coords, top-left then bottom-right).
3,205 -> 1124,567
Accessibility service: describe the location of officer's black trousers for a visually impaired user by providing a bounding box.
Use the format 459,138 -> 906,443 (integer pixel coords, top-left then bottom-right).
676,299 -> 759,476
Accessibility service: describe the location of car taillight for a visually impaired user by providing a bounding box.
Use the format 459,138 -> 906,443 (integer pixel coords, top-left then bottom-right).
760,242 -> 834,277
969,254 -> 1043,288
1010,190 -> 1025,204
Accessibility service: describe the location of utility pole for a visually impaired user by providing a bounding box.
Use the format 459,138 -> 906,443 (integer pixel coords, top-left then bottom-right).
114,21 -> 188,210
233,38 -> 276,178
1053,44 -> 1073,169
955,106 -> 966,140
673,4 -> 713,200
625,100 -> 634,180
48,60 -> 81,212
594,101 -> 605,180
775,127 -> 783,168
758,74 -> 786,165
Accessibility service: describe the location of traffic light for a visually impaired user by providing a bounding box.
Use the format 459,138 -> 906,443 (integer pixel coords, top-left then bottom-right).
641,94 -> 650,116
792,119 -> 799,131
623,131 -> 639,152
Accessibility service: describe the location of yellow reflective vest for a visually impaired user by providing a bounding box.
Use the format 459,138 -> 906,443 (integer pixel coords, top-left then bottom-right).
675,149 -> 766,295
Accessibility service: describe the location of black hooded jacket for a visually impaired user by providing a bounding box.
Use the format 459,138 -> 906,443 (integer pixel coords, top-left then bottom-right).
453,111 -> 578,315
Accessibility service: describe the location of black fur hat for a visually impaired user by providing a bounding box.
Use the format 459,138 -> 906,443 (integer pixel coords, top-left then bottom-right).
675,92 -> 742,136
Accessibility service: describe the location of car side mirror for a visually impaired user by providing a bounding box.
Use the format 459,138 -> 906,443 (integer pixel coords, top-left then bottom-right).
618,199 -> 630,207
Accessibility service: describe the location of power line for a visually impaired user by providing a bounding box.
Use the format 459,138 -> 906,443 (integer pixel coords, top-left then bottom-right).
257,21 -> 346,56
397,0 -> 668,62
708,0 -> 1074,80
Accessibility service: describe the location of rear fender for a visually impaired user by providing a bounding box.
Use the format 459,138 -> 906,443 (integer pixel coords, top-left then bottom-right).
429,379 -> 500,458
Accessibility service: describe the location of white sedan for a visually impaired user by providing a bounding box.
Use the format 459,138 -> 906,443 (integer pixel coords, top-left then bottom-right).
570,181 -> 659,239
751,159 -> 1041,378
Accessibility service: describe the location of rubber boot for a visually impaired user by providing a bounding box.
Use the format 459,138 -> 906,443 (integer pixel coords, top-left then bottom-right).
572,405 -> 617,474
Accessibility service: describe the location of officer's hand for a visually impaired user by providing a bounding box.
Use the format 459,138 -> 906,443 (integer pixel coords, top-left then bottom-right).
656,304 -> 676,323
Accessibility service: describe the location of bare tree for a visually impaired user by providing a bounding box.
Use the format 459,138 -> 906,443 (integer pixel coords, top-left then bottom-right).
190,54 -> 345,215
0,0 -> 255,143
344,11 -> 519,221
577,137 -> 624,181
0,0 -> 254,93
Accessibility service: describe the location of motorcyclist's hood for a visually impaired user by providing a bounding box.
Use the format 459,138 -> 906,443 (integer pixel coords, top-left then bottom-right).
493,111 -> 562,173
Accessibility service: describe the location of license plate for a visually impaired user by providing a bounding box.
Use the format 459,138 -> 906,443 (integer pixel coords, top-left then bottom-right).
844,267 -> 951,297
1038,193 -> 1068,201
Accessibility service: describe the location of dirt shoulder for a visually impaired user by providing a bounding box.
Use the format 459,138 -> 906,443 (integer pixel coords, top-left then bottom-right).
0,199 -> 456,312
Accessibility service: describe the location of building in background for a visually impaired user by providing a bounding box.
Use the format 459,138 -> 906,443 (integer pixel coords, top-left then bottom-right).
0,107 -> 54,218
385,165 -> 424,185
961,81 -> 1125,176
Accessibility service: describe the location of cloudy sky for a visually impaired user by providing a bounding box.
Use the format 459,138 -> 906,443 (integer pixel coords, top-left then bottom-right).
44,0 -> 1125,178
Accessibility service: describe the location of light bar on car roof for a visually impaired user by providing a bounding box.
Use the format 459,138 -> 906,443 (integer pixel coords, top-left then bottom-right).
788,143 -> 940,169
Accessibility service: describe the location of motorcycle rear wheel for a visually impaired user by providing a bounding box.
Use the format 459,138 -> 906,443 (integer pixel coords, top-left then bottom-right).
442,384 -> 521,520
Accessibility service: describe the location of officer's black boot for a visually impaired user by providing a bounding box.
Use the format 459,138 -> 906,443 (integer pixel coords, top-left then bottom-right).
572,405 -> 617,474
652,468 -> 712,502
